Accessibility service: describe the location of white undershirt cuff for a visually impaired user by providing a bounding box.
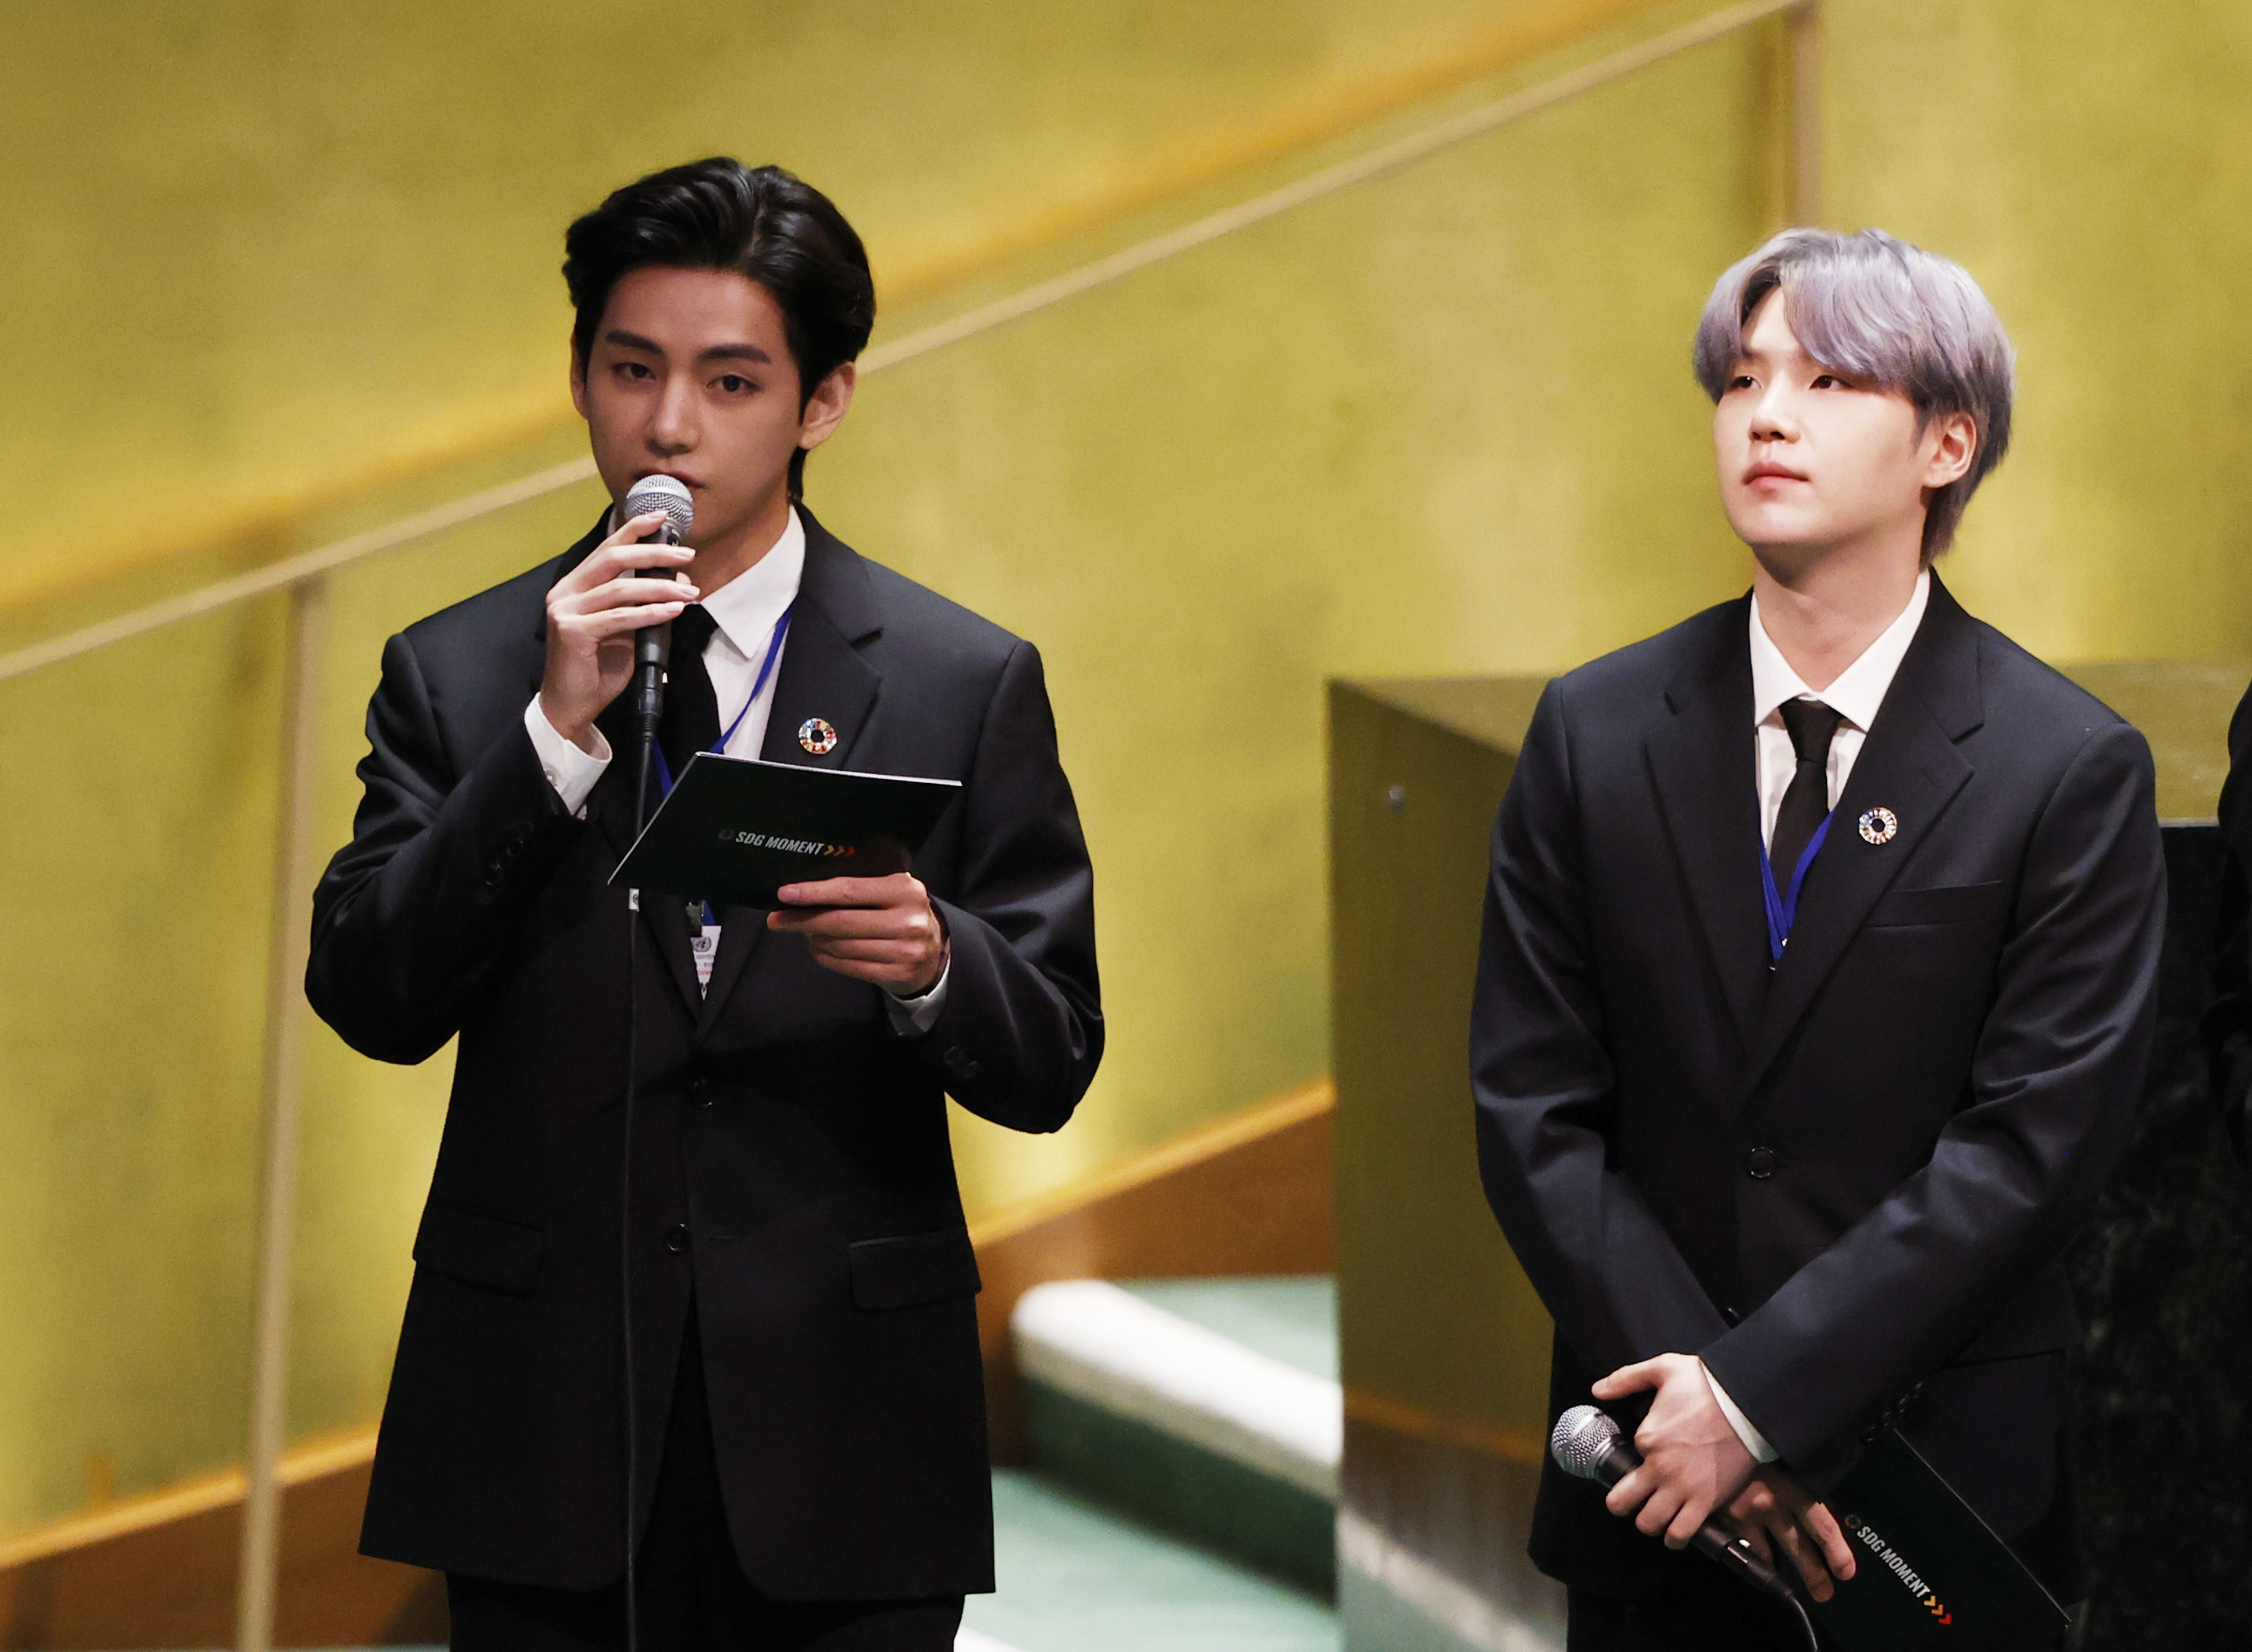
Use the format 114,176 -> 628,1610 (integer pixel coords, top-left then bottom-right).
524,696 -> 612,818
1700,1359 -> 1780,1463
884,961 -> 950,1034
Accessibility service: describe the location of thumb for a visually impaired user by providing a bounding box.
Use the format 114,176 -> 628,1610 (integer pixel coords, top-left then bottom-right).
1590,1358 -> 1665,1400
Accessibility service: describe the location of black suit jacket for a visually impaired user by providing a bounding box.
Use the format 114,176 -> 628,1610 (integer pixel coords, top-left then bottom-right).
307,510 -> 1101,1596
1471,578 -> 2162,1599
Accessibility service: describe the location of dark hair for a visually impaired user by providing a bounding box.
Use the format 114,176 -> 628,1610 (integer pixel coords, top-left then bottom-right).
564,158 -> 876,501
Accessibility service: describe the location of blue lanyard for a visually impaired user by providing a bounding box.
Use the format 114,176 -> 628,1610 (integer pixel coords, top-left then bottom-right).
1759,809 -> 1834,962
652,602 -> 793,797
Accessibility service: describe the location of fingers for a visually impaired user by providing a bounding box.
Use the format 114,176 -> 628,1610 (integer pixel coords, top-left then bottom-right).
1664,1493 -> 1718,1550
1775,1517 -> 1839,1601
1590,1358 -> 1666,1400
774,874 -> 917,908
1603,1465 -> 1654,1520
1638,1488 -> 1686,1544
556,515 -> 697,593
558,597 -> 691,640
783,936 -> 927,965
768,908 -> 936,943
1802,1500 -> 1857,1581
1722,1511 -> 1775,1566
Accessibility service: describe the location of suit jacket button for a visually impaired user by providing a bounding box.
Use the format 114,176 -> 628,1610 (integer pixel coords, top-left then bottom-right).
664,1223 -> 691,1253
1745,1146 -> 1778,1180
690,1078 -> 716,1107
943,1046 -> 970,1075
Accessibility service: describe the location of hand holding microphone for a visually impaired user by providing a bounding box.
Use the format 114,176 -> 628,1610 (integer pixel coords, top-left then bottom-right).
1551,1405 -> 1795,1598
538,476 -> 698,753
1552,1404 -> 1827,1650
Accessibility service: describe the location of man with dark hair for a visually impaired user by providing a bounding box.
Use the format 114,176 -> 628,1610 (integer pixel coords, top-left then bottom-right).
1471,229 -> 2162,1647
309,158 -> 1102,1651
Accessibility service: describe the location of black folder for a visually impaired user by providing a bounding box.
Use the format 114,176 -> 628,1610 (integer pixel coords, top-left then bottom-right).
1808,1427 -> 2070,1651
610,753 -> 961,910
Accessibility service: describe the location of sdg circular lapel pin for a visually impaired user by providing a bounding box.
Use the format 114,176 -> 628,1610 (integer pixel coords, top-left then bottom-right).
798,717 -> 839,755
1857,807 -> 1899,846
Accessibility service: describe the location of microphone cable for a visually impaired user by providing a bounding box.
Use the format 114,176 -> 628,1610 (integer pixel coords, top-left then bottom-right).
615,475 -> 689,1652
620,722 -> 655,1652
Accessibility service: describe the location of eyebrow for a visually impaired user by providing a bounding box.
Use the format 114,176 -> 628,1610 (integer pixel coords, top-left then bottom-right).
602,328 -> 772,366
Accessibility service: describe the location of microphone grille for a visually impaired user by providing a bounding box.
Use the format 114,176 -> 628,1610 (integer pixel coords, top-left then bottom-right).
622,474 -> 695,539
1549,1405 -> 1621,1480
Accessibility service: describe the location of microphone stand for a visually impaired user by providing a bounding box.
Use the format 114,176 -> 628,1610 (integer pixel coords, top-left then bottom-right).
619,520 -> 680,1652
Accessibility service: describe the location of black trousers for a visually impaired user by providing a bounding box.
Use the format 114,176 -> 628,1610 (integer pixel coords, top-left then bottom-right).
1566,1565 -> 1817,1652
448,1310 -> 964,1652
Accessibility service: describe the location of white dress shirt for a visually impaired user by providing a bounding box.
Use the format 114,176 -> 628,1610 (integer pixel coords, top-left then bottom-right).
523,507 -> 946,1026
1701,568 -> 1932,1466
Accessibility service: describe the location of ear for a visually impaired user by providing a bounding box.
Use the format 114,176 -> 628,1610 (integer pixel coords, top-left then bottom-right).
797,361 -> 858,454
569,342 -> 590,421
1922,410 -> 1977,490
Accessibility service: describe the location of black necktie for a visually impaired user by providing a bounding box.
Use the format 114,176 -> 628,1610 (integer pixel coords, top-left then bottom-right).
1770,698 -> 1844,885
659,605 -> 722,784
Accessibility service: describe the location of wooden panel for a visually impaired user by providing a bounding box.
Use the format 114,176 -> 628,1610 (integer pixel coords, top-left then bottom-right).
0,1437 -> 441,1650
1329,677 -> 1563,1646
1329,678 -> 1553,1450
972,1081 -> 1335,1462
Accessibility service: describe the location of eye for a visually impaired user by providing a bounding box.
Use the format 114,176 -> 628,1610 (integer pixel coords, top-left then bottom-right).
714,374 -> 754,395
1728,373 -> 1757,392
1811,372 -> 1849,390
614,360 -> 654,382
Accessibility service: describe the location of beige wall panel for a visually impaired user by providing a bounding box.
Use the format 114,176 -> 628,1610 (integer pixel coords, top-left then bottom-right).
0,613 -> 281,1533
830,33 -> 1769,1216
1823,0 -> 2252,659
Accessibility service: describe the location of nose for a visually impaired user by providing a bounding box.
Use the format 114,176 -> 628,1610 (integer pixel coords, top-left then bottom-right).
647,373 -> 697,456
1749,381 -> 1798,445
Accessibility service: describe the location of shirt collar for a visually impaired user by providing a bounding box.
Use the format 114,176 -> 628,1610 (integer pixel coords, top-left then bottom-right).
696,506 -> 805,658
1749,568 -> 1931,731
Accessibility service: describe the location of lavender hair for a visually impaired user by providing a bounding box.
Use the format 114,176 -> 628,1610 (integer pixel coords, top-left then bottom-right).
1692,228 -> 2016,560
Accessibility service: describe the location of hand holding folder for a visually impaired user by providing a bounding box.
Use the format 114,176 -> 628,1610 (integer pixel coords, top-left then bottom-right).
611,752 -> 961,911
1807,1427 -> 2071,1651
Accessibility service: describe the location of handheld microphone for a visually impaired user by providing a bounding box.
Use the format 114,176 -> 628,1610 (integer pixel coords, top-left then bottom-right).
1549,1405 -> 1798,1603
620,474 -> 694,811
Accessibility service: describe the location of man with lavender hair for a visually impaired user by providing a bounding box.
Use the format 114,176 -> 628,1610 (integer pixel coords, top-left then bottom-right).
1472,229 -> 2162,1647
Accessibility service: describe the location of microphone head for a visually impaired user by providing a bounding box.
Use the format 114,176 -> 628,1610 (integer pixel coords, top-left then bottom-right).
1550,1405 -> 1623,1480
622,474 -> 695,542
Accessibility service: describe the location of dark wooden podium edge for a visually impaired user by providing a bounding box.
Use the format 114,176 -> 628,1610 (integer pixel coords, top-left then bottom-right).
0,1081 -> 1334,1649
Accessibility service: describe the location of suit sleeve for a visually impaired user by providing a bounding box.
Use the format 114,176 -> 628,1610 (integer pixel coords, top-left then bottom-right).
305,630 -> 581,1064
914,639 -> 1103,1133
1702,720 -> 2164,1476
1472,682 -> 1736,1378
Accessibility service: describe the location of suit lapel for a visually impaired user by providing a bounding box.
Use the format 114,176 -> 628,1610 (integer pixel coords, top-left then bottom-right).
695,510 -> 886,1034
1643,598 -> 1769,1053
1741,578 -> 1984,1095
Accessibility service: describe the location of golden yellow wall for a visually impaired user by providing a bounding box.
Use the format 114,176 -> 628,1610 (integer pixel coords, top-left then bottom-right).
2,0 -> 2249,1539
0,0 -> 1652,613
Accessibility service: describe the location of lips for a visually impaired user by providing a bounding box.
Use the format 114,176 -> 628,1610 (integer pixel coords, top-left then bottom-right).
1744,463 -> 1806,484
634,469 -> 701,490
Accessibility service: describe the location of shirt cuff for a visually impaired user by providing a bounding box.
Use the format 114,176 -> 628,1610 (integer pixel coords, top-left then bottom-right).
1700,1359 -> 1779,1463
883,959 -> 949,1035
523,696 -> 611,818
